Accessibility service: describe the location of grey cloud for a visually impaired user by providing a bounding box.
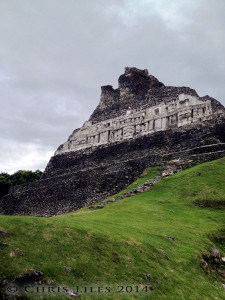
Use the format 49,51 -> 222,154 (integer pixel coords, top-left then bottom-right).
0,0 -> 225,172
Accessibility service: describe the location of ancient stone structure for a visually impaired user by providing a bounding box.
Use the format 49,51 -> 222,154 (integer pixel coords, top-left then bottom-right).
56,93 -> 212,154
1,67 -> 225,216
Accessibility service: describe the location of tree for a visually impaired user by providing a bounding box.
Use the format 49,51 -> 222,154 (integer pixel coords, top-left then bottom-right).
10,170 -> 42,186
0,170 -> 43,199
0,174 -> 12,199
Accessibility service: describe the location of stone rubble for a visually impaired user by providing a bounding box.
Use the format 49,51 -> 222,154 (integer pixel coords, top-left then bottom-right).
63,287 -> 80,298
200,248 -> 225,277
13,269 -> 44,285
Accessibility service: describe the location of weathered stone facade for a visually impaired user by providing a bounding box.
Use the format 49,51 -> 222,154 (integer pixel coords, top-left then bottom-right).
1,67 -> 225,216
56,93 -> 213,153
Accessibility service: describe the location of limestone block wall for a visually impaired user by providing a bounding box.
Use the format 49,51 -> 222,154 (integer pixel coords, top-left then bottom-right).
56,94 -> 213,155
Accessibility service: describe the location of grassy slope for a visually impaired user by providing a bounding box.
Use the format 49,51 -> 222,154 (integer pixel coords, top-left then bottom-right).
0,158 -> 225,299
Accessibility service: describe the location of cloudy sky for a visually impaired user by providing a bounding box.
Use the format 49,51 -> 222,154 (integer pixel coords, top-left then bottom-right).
0,0 -> 225,173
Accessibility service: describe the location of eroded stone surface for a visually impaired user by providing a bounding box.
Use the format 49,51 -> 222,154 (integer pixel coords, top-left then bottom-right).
56,68 -> 220,154
0,67 -> 225,216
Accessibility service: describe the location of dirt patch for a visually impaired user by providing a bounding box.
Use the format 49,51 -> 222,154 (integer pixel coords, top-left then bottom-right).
195,199 -> 225,209
210,229 -> 225,247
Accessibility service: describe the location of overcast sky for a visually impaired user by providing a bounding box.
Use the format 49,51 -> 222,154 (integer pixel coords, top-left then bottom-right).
0,0 -> 225,173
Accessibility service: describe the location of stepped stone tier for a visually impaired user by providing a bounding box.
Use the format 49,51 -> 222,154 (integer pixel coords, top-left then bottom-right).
1,67 -> 225,216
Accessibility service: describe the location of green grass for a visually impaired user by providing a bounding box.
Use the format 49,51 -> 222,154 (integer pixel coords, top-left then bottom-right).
0,158 -> 225,299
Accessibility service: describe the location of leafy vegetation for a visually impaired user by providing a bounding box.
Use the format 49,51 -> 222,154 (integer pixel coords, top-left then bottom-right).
0,170 -> 42,199
0,158 -> 225,299
0,173 -> 12,200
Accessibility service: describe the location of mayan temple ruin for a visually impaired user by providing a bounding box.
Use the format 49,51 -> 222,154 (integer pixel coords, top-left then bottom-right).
56,68 -> 214,154
56,91 -> 213,154
1,67 -> 225,216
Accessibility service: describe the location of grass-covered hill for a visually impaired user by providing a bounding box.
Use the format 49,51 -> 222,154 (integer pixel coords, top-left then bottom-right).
0,158 -> 225,299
